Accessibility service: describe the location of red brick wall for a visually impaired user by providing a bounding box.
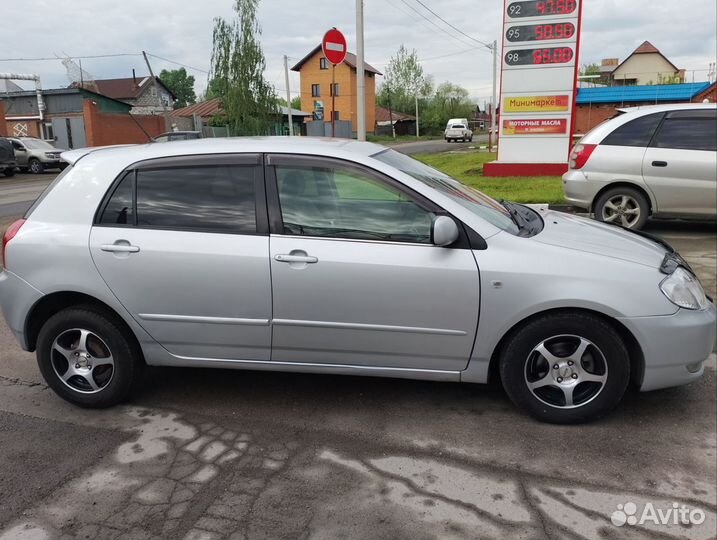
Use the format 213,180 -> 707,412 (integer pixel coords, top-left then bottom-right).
574,104 -> 619,136
0,101 -> 6,137
83,100 -> 165,146
695,83 -> 716,103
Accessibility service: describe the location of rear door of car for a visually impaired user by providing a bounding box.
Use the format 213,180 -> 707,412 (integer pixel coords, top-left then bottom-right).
641,109 -> 717,217
89,154 -> 272,360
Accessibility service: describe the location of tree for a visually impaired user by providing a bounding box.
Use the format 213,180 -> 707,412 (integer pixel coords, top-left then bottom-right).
377,45 -> 432,115
420,82 -> 475,135
159,68 -> 197,109
276,95 -> 303,111
208,0 -> 277,135
580,63 -> 601,77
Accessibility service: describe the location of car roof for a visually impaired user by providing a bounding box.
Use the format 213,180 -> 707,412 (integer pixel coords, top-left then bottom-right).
61,137 -> 388,166
581,103 -> 716,144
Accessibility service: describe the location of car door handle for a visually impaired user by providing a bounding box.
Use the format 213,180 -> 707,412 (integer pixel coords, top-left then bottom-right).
274,254 -> 318,264
101,243 -> 140,253
651,160 -> 668,167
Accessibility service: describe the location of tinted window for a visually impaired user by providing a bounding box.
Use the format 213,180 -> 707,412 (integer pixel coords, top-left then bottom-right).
602,113 -> 664,147
652,111 -> 717,151
275,163 -> 433,243
99,172 -> 134,225
135,166 -> 256,233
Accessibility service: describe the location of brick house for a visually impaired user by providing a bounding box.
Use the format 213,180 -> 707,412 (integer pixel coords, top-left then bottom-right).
77,76 -> 176,115
291,45 -> 381,135
573,81 -> 715,135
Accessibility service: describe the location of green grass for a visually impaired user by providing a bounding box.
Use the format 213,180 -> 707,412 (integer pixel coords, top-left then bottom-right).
413,151 -> 565,204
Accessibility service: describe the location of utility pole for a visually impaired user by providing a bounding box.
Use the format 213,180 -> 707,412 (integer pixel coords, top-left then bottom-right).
331,63 -> 336,137
356,0 -> 366,141
489,40 -> 498,154
283,55 -> 294,136
415,95 -> 419,139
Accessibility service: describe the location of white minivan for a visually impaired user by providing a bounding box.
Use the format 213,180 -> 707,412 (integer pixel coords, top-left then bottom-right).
563,104 -> 716,229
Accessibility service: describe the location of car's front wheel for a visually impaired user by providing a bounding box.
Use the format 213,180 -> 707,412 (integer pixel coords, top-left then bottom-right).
594,186 -> 649,230
499,312 -> 630,424
28,158 -> 44,174
3,168 -> 15,177
36,306 -> 144,408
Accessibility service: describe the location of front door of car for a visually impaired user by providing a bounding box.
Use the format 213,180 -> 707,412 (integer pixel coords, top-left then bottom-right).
266,155 -> 480,372
11,141 -> 28,166
89,155 -> 272,360
642,109 -> 717,217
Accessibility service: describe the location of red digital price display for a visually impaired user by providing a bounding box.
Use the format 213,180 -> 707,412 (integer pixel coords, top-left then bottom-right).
507,0 -> 576,18
505,47 -> 574,66
506,22 -> 575,42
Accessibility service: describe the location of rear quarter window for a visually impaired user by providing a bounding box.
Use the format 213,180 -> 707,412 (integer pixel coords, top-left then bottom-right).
651,110 -> 717,151
601,112 -> 664,147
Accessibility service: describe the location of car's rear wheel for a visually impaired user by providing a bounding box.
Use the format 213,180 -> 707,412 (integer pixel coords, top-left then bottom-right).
36,306 -> 143,408
594,187 -> 649,230
499,312 -> 630,424
29,158 -> 44,174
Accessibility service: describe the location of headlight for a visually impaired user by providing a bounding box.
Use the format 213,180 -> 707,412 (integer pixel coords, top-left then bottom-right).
660,267 -> 709,310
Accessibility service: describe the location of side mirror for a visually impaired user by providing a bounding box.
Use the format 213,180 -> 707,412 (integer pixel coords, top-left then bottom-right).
432,215 -> 460,247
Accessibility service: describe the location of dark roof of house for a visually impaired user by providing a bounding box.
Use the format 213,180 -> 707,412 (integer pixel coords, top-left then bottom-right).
290,44 -> 382,75
614,41 -> 680,74
1,87 -> 132,108
576,82 -> 711,104
81,76 -> 177,101
375,106 -> 415,122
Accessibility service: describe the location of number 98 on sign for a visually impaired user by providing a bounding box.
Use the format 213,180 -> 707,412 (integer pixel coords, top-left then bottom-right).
505,46 -> 573,66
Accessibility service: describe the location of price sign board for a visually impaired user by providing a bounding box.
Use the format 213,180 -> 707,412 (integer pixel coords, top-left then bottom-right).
498,0 -> 583,164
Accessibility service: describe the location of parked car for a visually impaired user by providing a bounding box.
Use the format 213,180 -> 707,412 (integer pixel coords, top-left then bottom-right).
445,123 -> 473,142
563,104 -> 716,230
0,138 -> 17,177
445,118 -> 469,130
8,137 -> 66,174
1,138 -> 714,423
152,131 -> 202,143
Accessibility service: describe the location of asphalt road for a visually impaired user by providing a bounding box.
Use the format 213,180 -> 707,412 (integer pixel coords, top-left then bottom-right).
0,173 -> 55,219
0,172 -> 715,539
390,135 -> 489,155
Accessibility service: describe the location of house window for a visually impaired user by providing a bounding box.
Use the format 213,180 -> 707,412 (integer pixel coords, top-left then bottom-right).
320,57 -> 329,70
41,122 -> 54,141
311,84 -> 321,97
330,83 -> 339,97
161,94 -> 170,107
151,86 -> 158,97
333,111 -> 340,121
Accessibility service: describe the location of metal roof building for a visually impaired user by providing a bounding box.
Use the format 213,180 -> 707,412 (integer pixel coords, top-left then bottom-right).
576,82 -> 713,104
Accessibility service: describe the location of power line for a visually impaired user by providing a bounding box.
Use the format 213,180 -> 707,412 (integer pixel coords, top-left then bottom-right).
397,0 -> 485,51
409,0 -> 493,49
0,53 -> 141,62
146,53 -> 209,74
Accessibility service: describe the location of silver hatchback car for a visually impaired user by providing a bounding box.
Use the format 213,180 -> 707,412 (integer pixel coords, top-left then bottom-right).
563,104 -> 716,230
1,138 -> 714,423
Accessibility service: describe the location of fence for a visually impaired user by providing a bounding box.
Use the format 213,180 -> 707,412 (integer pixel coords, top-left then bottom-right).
306,120 -> 352,139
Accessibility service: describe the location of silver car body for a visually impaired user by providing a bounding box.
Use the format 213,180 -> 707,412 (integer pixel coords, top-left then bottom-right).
8,137 -> 65,170
563,103 -> 716,218
1,138 -> 714,393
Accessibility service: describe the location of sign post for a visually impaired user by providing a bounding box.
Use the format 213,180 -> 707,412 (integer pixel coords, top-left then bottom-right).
322,28 -> 347,138
485,0 -> 583,176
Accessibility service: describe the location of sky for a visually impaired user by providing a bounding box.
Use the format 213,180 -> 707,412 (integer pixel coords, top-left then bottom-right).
2,0 -> 716,107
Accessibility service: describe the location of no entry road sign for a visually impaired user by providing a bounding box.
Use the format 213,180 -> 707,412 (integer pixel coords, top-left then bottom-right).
322,28 -> 347,65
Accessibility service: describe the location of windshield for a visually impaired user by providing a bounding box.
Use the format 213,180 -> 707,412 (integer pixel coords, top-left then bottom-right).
22,139 -> 57,150
372,149 -> 520,235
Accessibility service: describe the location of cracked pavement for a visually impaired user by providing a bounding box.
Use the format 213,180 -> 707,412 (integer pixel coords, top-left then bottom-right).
0,221 -> 715,540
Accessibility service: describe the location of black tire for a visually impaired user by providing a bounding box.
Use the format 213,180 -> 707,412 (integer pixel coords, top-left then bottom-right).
3,168 -> 14,177
499,312 -> 630,424
36,306 -> 144,408
594,186 -> 649,230
29,158 -> 44,174
468,137 -> 473,142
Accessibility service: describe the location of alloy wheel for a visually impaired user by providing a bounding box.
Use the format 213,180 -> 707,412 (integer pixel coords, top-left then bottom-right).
51,328 -> 115,394
601,194 -> 641,228
524,334 -> 608,409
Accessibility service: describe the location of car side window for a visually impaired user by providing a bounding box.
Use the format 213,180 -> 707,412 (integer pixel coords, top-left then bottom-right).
601,113 -> 664,147
651,111 -> 717,152
99,172 -> 134,225
274,163 -> 434,243
98,165 -> 258,233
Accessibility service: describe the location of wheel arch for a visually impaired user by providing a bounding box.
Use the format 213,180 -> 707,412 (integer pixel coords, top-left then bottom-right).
487,307 -> 644,389
591,181 -> 655,216
24,291 -> 144,362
